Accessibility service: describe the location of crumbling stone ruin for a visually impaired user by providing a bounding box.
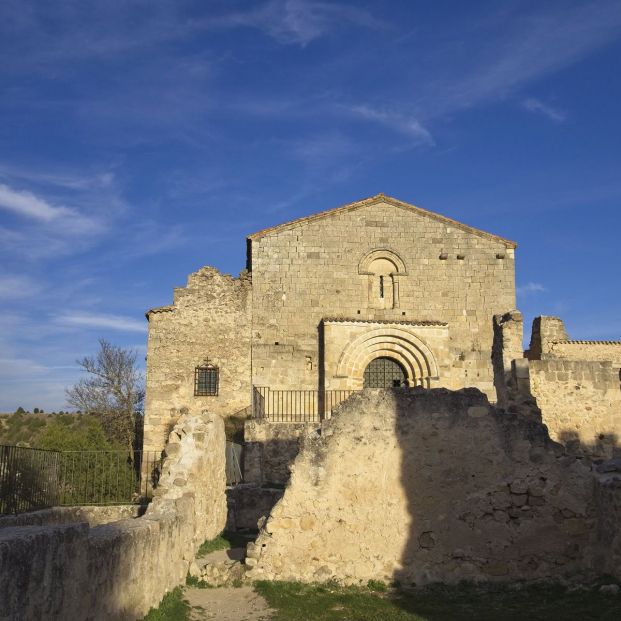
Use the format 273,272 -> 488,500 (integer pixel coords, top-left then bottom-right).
245,389 -> 619,585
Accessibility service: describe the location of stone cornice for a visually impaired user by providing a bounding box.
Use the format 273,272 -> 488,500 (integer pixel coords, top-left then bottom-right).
323,317 -> 448,328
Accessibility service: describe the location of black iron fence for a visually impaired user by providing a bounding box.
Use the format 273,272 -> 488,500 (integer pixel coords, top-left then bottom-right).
0,445 -> 163,515
252,386 -> 358,422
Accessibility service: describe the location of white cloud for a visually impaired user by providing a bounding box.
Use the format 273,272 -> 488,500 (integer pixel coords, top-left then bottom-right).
0,182 -> 104,235
517,282 -> 547,296
522,98 -> 566,123
55,312 -> 147,333
346,105 -> 435,145
0,274 -> 41,299
0,183 -> 73,222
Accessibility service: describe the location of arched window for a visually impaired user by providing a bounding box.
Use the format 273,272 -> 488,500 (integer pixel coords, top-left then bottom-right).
359,250 -> 406,310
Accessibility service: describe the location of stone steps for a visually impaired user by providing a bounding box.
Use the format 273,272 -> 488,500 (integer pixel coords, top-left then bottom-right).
189,547 -> 249,586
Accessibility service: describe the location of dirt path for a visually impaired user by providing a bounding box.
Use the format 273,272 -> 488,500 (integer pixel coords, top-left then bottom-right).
185,585 -> 273,621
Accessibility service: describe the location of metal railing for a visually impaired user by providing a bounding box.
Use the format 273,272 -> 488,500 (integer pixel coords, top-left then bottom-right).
0,445 -> 61,514
0,445 -> 163,515
252,386 -> 358,422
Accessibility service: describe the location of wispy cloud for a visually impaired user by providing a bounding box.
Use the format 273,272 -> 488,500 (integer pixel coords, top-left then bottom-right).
206,0 -> 382,47
517,282 -> 547,296
0,274 -> 41,300
346,105 -> 435,145
416,1 -> 621,120
522,98 -> 566,123
0,182 -> 105,235
0,183 -> 74,222
54,312 -> 147,333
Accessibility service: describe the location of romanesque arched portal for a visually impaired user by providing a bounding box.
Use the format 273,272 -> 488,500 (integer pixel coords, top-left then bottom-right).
334,326 -> 439,388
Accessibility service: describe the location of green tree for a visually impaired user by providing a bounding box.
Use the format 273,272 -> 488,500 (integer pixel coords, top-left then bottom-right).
37,415 -> 111,452
66,339 -> 144,453
14,406 -> 25,415
37,416 -> 138,504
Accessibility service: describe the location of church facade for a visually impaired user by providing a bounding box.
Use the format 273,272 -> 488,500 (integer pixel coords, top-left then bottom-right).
143,194 -> 517,457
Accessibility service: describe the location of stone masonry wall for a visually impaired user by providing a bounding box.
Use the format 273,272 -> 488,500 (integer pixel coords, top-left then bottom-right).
520,315 -> 621,460
0,411 -> 226,621
144,267 -> 252,456
547,342 -> 621,367
246,389 -> 600,585
243,420 -> 316,485
528,359 -> 621,459
250,196 -> 515,400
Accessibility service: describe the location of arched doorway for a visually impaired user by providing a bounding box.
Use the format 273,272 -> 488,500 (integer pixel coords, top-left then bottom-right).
363,357 -> 407,388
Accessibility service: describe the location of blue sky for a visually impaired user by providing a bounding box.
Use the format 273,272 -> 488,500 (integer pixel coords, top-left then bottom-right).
1,0 -> 620,411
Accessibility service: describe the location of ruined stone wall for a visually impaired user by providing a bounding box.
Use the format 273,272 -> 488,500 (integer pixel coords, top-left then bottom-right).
492,310 -> 526,407
0,412 -> 227,621
527,316 -> 621,368
595,473 -> 621,578
243,420 -> 315,485
143,267 -> 252,456
247,389 -> 600,585
517,315 -> 621,459
528,359 -> 621,459
546,342 -> 621,367
250,197 -> 515,399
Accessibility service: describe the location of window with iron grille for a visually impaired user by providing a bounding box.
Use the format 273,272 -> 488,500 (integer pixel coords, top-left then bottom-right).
194,365 -> 219,396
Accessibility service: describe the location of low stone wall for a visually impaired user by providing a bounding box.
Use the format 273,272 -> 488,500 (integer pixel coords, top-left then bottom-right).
244,420 -> 316,484
247,388 -> 605,586
529,359 -> 621,459
0,412 -> 226,621
0,505 -> 142,528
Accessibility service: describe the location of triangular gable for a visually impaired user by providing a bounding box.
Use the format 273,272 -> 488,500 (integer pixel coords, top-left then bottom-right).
247,193 -> 517,248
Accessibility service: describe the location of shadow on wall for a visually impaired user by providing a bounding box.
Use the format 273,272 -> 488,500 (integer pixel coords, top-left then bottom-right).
391,388 -> 598,593
558,430 -> 621,461
244,438 -> 303,486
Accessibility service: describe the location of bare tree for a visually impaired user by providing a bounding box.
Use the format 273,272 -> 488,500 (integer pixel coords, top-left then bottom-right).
66,339 -> 145,452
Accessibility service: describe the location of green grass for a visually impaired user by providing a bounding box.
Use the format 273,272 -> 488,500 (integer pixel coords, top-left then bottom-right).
185,574 -> 214,589
195,531 -> 254,558
142,587 -> 190,621
254,580 -> 621,621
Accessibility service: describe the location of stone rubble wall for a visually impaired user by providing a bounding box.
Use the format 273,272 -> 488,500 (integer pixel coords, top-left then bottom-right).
0,412 -> 226,621
594,471 -> 621,578
243,420 -> 316,485
493,313 -> 621,460
143,267 -> 252,457
492,310 -> 526,407
247,388 -> 606,586
528,359 -> 621,459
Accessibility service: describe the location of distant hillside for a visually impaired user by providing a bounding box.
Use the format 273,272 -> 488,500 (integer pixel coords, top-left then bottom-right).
0,412 -> 92,448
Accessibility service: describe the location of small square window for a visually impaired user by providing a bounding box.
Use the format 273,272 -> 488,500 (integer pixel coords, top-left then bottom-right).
195,365 -> 219,396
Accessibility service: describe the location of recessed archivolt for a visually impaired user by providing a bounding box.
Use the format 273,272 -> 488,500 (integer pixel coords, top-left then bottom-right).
358,248 -> 407,275
336,328 -> 438,387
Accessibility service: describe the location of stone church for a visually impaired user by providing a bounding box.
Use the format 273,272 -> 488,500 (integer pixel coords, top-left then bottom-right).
143,193 -> 620,480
